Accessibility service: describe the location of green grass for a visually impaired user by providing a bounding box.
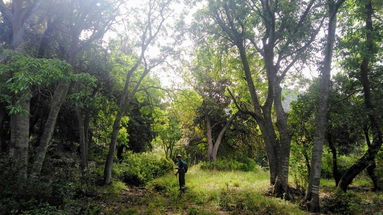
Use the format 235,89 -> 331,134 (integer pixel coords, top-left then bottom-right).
137,166 -> 306,215
94,166 -> 383,214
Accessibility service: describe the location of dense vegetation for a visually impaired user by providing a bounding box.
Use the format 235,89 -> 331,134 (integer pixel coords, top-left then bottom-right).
0,0 -> 382,214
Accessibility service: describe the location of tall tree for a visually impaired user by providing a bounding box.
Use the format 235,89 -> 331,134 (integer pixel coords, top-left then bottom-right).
31,0 -> 120,176
0,0 -> 40,184
303,0 -> 345,211
103,0 -> 172,184
194,0 -> 323,197
337,0 -> 383,191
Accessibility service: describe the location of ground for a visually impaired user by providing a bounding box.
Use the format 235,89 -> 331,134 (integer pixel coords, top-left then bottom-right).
88,166 -> 383,215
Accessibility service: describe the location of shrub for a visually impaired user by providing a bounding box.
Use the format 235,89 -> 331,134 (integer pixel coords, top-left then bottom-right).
200,157 -> 258,172
321,191 -> 363,215
218,188 -> 292,214
115,152 -> 174,186
20,203 -> 67,215
0,153 -> 101,214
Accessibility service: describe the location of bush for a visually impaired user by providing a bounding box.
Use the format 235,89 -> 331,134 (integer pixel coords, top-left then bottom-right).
0,153 -> 101,214
218,188 -> 296,214
200,157 -> 258,172
322,191 -> 363,215
114,152 -> 174,186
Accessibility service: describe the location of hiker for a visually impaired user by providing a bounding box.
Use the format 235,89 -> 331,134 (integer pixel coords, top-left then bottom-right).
175,154 -> 187,192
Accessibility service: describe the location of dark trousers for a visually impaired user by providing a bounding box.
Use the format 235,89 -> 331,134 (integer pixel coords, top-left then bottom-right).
178,173 -> 185,191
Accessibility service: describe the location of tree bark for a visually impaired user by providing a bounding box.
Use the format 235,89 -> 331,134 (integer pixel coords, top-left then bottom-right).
206,116 -> 214,161
337,0 -> 382,192
211,114 -> 235,161
31,81 -> 70,178
273,84 -> 291,199
76,108 -> 88,171
367,161 -> 380,191
236,41 -> 279,186
327,133 -> 340,186
363,126 -> 381,191
305,1 -> 342,212
0,105 -> 5,153
11,97 -> 30,185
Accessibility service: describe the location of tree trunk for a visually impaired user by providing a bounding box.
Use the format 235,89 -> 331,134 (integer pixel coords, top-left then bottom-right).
367,161 -> 380,191
211,115 -> 235,161
273,84 -> 291,199
301,142 -> 311,177
305,1 -> 341,212
104,110 -> 124,184
337,0 -> 382,192
11,97 -> 30,185
236,41 -> 279,187
363,127 -> 381,191
31,81 -> 70,178
327,133 -> 340,185
76,108 -> 88,172
0,105 -> 5,153
260,114 -> 279,186
206,116 -> 214,161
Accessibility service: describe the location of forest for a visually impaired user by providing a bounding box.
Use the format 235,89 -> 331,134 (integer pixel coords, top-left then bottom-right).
0,0 -> 382,214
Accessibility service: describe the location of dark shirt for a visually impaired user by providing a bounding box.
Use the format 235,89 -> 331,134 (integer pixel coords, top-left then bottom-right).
177,160 -> 186,174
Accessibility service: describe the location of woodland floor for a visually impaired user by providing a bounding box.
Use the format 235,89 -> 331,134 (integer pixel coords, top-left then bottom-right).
91,167 -> 383,215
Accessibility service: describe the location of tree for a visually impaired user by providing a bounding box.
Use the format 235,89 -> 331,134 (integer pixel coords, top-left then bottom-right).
103,0 -> 172,184
337,0 -> 383,191
193,0 -> 323,197
0,49 -> 72,185
32,0 -> 120,175
0,0 -> 40,185
304,0 -> 345,212
190,47 -> 237,161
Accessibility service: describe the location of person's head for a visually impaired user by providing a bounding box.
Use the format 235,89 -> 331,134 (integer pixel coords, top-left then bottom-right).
176,154 -> 182,160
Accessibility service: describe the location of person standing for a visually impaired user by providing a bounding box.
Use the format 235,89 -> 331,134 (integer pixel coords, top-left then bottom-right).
175,154 -> 187,192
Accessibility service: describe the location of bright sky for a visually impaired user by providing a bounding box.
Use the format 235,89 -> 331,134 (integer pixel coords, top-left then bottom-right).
103,0 -> 199,89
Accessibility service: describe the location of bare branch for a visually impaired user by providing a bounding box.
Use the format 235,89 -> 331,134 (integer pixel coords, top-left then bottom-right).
227,88 -> 261,121
276,16 -> 325,82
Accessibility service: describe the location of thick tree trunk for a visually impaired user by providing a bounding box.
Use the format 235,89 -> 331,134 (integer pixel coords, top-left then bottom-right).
273,85 -> 291,199
31,82 -> 70,178
327,133 -> 341,185
259,113 -> 279,185
236,42 -> 279,187
305,1 -> 340,212
337,0 -> 382,192
11,97 -> 30,185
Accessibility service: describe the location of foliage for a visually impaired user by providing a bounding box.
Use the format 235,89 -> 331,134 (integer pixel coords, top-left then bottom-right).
0,49 -> 72,113
113,152 -> 174,186
0,153 -> 101,214
200,157 -> 258,172
321,191 -> 363,215
19,203 -> 67,215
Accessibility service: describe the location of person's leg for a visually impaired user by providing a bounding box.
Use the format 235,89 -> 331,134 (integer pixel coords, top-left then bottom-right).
179,173 -> 185,191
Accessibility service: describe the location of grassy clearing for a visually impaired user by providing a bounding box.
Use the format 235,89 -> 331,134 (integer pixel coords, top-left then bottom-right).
93,167 -> 383,214
123,166 -> 306,215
